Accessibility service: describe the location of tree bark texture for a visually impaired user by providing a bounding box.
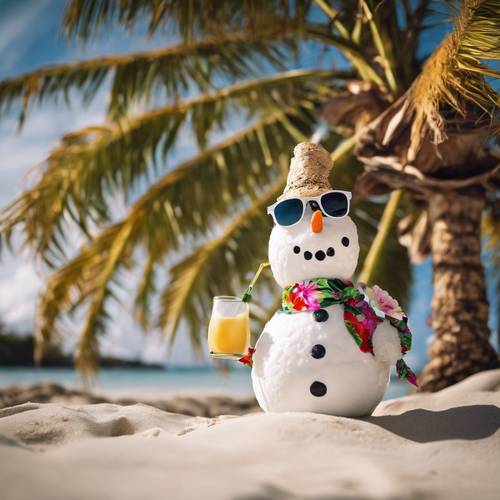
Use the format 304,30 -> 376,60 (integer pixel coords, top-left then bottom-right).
419,192 -> 499,392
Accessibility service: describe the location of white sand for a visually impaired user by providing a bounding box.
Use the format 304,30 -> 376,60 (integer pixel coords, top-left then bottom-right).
1,369 -> 499,500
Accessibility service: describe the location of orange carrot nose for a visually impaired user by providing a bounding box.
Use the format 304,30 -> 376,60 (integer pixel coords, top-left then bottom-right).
311,210 -> 323,233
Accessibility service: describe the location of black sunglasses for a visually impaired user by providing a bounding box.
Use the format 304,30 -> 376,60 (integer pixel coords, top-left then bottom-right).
267,190 -> 352,227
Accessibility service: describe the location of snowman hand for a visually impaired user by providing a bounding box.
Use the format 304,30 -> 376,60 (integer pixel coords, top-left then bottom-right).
372,320 -> 402,365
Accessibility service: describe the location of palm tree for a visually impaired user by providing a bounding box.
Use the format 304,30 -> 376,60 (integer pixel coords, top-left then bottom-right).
354,0 -> 500,390
0,0 -> 497,389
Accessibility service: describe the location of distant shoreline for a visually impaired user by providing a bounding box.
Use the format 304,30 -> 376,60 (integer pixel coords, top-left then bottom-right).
0,332 -> 164,369
0,358 -> 165,369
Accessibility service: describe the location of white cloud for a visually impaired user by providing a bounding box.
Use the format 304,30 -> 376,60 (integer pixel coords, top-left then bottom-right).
0,258 -> 41,328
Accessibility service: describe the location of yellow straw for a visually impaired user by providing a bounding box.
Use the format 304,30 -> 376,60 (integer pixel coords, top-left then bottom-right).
242,262 -> 270,302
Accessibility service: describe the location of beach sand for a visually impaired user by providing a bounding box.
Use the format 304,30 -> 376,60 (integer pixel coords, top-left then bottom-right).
1,369 -> 499,500
0,381 -> 260,417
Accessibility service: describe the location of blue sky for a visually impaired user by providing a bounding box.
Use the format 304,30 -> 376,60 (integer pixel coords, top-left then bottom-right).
0,0 -> 497,369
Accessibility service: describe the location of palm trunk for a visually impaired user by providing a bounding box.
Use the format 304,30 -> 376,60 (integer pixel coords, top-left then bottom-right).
419,192 -> 499,392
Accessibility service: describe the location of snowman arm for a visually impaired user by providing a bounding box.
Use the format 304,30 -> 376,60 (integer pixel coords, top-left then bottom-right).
372,320 -> 402,365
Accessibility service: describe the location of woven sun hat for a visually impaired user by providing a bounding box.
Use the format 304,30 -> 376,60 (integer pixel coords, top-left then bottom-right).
278,142 -> 333,201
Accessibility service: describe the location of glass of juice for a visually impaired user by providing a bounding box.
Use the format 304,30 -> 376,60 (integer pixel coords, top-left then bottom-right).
208,296 -> 250,359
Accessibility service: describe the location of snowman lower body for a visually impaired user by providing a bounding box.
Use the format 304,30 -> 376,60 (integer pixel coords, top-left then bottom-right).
251,304 -> 392,417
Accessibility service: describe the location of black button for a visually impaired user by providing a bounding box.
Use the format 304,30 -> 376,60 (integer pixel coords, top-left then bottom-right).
326,247 -> 335,256
293,246 -> 300,254
311,344 -> 325,359
304,251 -> 312,260
315,250 -> 325,261
313,309 -> 329,322
341,237 -> 350,247
310,381 -> 327,397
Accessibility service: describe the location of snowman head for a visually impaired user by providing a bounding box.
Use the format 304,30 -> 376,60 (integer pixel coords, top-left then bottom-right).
268,143 -> 359,288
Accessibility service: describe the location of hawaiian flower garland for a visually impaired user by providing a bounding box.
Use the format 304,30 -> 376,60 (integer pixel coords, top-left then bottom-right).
281,278 -> 417,386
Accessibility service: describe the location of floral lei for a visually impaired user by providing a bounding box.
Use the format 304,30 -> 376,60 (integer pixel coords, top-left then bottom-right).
280,278 -> 417,386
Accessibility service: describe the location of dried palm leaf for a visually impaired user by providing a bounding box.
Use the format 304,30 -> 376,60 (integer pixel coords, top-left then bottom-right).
358,0 -> 499,170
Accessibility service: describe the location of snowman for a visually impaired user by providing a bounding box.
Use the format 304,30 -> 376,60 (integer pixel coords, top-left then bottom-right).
249,142 -> 415,417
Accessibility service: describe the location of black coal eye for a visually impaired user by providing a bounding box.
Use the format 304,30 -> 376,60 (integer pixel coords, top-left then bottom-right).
293,246 -> 300,254
341,237 -> 350,247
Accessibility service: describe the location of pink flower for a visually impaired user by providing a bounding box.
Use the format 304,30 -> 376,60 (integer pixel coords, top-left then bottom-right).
293,281 -> 320,310
365,285 -> 404,320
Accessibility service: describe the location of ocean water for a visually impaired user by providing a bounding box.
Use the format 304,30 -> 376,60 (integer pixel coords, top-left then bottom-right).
0,367 -> 410,400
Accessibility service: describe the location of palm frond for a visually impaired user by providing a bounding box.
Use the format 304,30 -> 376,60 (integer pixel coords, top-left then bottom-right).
305,2 -> 383,85
357,190 -> 403,283
35,222 -> 125,372
304,22 -> 386,87
407,0 -> 500,159
158,176 -> 284,350
0,86 -> 324,263
63,0 -> 312,40
313,0 -> 350,38
63,0 -> 388,90
76,218 -> 137,377
31,107 -> 314,372
0,32 -> 302,123
134,253 -> 157,330
355,198 -> 412,309
359,0 -> 399,94
356,0 -> 499,167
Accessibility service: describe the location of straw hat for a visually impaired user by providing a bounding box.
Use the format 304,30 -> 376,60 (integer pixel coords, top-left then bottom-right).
278,142 -> 333,200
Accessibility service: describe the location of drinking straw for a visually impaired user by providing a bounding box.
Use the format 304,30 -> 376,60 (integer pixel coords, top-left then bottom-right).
241,262 -> 270,302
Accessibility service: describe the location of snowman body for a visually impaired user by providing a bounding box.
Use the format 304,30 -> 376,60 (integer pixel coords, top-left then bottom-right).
251,208 -> 402,417
252,308 -> 397,416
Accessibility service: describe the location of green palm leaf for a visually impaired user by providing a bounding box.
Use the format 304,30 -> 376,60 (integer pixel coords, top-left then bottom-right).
0,76 -> 331,263
158,176 -> 283,349
134,253 -> 157,330
0,32 -> 303,123
32,107 -> 314,371
63,0 -> 313,40
35,222 -> 125,371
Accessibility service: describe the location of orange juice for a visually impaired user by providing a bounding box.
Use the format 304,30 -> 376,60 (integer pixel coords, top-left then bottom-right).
208,310 -> 250,357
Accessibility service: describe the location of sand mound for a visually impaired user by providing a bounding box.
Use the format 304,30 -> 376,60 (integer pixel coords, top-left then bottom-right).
0,381 -> 259,416
1,369 -> 499,500
0,402 -> 218,449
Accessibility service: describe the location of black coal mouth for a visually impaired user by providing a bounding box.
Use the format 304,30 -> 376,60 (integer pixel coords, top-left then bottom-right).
292,237 -> 349,262
293,246 -> 335,261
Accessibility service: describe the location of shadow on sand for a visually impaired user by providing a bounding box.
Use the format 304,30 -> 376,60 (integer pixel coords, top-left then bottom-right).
364,404 -> 500,443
